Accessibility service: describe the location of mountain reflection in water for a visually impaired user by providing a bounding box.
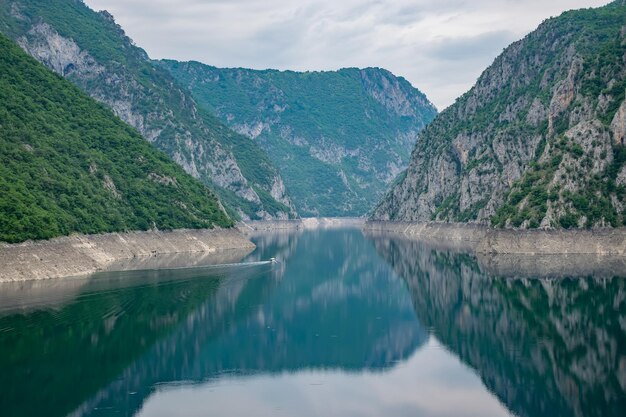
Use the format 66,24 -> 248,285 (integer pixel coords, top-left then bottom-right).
368,233 -> 626,417
0,228 -> 623,417
0,230 -> 426,417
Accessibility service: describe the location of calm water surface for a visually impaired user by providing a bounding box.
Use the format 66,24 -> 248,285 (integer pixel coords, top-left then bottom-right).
1,228 -> 625,417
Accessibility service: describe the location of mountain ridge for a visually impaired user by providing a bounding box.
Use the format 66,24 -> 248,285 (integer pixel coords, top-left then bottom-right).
372,1 -> 626,229
161,60 -> 437,216
0,0 -> 297,221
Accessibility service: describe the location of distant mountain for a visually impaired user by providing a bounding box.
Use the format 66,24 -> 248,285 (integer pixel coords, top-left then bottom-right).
0,0 -> 296,220
161,61 -> 437,217
372,1 -> 626,229
0,33 -> 231,243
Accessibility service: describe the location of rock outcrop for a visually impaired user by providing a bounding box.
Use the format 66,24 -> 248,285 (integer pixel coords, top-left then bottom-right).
373,1 -> 626,229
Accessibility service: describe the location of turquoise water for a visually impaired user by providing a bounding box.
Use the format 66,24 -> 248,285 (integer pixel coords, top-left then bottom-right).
0,228 -> 624,416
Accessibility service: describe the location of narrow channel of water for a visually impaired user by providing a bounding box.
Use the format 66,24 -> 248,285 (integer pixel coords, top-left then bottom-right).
0,228 -> 624,417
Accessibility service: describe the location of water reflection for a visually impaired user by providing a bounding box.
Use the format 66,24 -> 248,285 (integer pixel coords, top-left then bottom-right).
0,230 -> 429,417
367,233 -> 626,417
136,338 -> 510,417
3,229 -> 622,417
80,230 -> 428,416
0,259 -> 277,417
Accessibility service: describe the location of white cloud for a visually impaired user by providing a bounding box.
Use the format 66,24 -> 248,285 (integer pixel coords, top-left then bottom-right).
84,0 -> 610,109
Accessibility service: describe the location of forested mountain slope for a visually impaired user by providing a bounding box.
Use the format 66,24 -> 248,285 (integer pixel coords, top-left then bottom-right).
161,61 -> 437,216
0,34 -> 231,243
0,0 -> 295,220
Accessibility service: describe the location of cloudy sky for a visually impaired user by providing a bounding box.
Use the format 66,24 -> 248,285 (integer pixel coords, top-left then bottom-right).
84,0 -> 609,109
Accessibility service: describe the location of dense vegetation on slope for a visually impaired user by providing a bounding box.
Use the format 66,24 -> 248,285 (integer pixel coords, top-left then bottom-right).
0,34 -> 231,243
0,0 -> 295,220
373,1 -> 626,228
161,61 -> 437,216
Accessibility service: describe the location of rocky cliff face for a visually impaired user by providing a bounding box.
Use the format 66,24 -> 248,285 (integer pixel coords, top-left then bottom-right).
161,61 -> 437,216
369,235 -> 626,417
0,0 -> 296,220
373,1 -> 626,229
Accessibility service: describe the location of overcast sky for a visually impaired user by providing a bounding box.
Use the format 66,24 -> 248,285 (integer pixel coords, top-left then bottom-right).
84,0 -> 610,110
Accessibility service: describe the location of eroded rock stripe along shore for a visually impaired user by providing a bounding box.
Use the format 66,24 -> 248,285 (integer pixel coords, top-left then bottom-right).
0,218 -> 368,282
237,217 -> 365,233
3,218 -> 625,282
0,229 -> 255,282
364,221 -> 626,255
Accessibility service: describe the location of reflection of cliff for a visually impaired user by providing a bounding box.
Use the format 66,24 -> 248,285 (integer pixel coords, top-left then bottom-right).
370,235 -> 626,417
0,265 -> 253,417
67,264 -> 279,417
197,230 -> 426,372
73,230 -> 427,416
1,230 -> 428,417
477,252 -> 626,279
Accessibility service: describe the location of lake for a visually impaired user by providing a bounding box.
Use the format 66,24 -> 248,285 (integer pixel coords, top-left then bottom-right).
1,228 -> 625,417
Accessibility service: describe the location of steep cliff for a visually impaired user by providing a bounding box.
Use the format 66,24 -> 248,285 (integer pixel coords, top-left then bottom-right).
161,61 -> 437,216
0,33 -> 231,243
0,0 -> 296,220
373,1 -> 626,229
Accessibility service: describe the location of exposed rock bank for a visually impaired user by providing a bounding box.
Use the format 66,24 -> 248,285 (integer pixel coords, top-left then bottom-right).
364,221 -> 626,255
0,229 -> 255,282
237,217 -> 365,234
237,220 -> 304,233
301,217 -> 365,229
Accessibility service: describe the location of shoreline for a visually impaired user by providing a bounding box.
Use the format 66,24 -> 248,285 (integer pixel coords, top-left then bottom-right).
237,217 -> 365,234
0,228 -> 255,282
5,218 -> 624,282
364,221 -> 626,255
